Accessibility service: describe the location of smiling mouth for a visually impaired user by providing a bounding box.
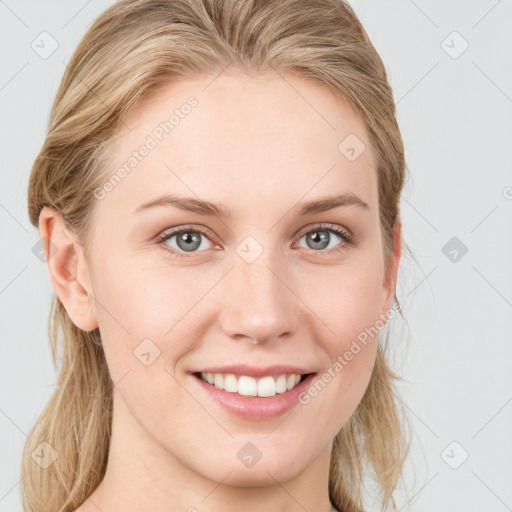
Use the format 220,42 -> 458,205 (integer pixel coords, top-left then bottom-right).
193,371 -> 314,397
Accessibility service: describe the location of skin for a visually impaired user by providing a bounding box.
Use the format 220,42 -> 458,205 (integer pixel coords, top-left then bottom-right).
40,69 -> 401,512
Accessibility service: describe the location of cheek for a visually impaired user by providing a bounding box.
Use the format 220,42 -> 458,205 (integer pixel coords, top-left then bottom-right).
316,250 -> 387,348
92,250 -> 187,335
300,267 -> 383,438
90,251 -> 213,384
306,248 -> 385,409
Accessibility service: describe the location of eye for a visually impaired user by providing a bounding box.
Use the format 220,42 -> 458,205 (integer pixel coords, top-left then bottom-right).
157,225 -> 215,258
295,223 -> 353,256
156,222 -> 353,258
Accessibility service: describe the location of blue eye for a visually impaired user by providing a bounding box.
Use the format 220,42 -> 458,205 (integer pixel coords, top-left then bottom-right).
156,223 -> 353,259
157,226 -> 214,257
296,224 -> 352,254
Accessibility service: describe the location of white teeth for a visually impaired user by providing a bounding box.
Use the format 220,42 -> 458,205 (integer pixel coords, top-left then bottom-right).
199,372 -> 305,396
223,374 -> 238,392
257,376 -> 276,397
238,376 -> 258,396
276,375 -> 287,393
214,373 -> 224,389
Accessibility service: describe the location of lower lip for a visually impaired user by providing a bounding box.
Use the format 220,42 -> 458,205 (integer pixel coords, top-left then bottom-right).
190,373 -> 316,420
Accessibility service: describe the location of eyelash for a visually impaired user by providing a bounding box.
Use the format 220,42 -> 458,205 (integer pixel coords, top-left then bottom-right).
156,223 -> 354,259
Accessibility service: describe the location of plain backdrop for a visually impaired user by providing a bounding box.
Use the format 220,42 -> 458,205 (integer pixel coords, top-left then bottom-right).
1,1 -> 511,511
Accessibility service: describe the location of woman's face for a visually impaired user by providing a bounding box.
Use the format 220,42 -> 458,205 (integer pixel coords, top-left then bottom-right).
76,70 -> 399,486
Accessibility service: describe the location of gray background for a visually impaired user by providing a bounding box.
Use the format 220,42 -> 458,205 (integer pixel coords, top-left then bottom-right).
1,0 -> 511,510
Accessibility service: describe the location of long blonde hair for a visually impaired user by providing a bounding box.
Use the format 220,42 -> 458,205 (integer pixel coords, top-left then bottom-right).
23,0 -> 412,510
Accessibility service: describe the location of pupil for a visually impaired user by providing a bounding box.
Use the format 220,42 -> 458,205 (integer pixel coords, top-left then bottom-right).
179,232 -> 200,251
308,230 -> 329,250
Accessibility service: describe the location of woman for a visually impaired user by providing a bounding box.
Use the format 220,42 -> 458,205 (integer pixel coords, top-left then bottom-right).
23,0 -> 411,510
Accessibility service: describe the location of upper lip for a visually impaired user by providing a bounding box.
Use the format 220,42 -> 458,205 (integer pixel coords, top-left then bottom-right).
192,364 -> 316,378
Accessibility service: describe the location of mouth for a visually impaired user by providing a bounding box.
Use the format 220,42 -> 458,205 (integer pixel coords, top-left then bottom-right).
193,371 -> 314,397
188,364 -> 318,420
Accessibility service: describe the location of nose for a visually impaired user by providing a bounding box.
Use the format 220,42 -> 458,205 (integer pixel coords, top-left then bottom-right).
218,249 -> 301,345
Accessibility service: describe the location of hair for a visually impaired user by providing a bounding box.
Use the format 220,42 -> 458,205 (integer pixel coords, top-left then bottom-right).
23,0 -> 413,511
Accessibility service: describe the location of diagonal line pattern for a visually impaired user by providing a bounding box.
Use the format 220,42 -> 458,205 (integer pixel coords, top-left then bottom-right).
393,391 -> 439,438
0,62 -> 29,92
84,494 -> 106,512
61,0 -> 93,29
396,62 -> 439,106
265,470 -> 309,511
398,472 -> 439,511
265,265 -> 336,335
59,264 -> 132,336
266,164 -> 337,235
200,470 -> 233,502
0,408 -> 28,438
265,409 -> 295,438
470,204 -> 499,233
402,196 -> 439,233
0,473 -> 27,503
163,162 -> 234,235
163,267 -> 234,338
471,0 -> 503,30
471,396 -> 512,439
0,203 -> 30,233
164,368 -> 234,438
0,266 -> 28,295
472,60 -> 512,105
471,265 -> 512,308
201,60 -> 233,92
472,470 -> 512,510
407,0 -> 439,28
405,265 -> 438,297
0,0 -> 29,28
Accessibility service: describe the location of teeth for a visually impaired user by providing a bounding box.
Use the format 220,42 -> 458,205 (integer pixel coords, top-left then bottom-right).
199,372 -> 305,396
214,374 -> 224,389
257,376 -> 276,397
276,375 -> 287,393
223,374 -> 238,392
239,376 -> 258,396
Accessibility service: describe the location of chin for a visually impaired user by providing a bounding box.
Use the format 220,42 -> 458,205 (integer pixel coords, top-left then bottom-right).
219,462 -> 305,488
206,444 -> 310,487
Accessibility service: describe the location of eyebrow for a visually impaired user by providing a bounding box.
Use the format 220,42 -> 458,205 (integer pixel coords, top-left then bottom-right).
133,192 -> 369,217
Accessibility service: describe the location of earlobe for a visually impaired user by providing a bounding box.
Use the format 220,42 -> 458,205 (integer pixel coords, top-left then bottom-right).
38,206 -> 98,332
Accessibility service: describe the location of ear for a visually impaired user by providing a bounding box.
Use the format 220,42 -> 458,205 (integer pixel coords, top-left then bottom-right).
38,206 -> 98,332
382,218 -> 402,315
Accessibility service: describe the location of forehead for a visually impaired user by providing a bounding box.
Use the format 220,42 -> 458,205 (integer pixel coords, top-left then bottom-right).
97,70 -> 378,219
